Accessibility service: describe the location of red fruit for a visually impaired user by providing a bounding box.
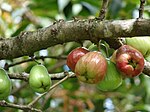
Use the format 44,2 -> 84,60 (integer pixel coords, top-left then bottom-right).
75,51 -> 107,84
67,47 -> 89,71
116,45 -> 144,77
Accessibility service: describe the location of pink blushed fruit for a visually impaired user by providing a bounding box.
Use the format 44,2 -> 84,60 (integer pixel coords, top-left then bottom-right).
75,51 -> 107,84
116,45 -> 144,77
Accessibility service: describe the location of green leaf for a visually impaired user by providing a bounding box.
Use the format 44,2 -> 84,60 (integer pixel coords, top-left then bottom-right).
63,1 -> 73,19
29,0 -> 58,18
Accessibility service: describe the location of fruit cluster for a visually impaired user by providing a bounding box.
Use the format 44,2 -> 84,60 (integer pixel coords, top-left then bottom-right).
67,45 -> 145,91
0,40 -> 146,99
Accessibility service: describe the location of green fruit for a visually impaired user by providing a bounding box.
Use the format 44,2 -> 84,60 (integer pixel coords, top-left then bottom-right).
125,37 -> 150,56
97,60 -> 122,91
0,68 -> 12,100
29,65 -> 51,93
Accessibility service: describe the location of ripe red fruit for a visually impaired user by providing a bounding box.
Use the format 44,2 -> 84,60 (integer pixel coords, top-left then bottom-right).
67,47 -> 89,71
116,45 -> 144,77
75,51 -> 107,84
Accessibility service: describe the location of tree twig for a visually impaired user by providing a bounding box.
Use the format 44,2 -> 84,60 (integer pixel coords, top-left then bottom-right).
139,0 -> 146,18
9,72 -> 29,82
98,0 -> 109,20
28,72 -> 74,107
41,87 -> 58,109
5,55 -> 67,70
0,100 -> 42,112
8,72 -> 76,81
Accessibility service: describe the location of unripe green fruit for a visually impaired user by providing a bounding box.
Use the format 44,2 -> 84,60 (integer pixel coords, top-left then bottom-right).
29,65 -> 51,93
125,37 -> 150,56
0,68 -> 12,100
97,60 -> 122,91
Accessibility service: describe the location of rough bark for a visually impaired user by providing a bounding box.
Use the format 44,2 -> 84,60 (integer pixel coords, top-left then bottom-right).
0,19 -> 149,60
143,61 -> 150,76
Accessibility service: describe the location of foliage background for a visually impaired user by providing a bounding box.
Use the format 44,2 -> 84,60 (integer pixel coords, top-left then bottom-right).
0,0 -> 150,111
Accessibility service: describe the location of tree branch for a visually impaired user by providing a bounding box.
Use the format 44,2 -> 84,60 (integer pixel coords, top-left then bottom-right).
8,72 -> 76,81
143,60 -> 150,76
98,0 -> 109,20
0,100 -> 42,112
9,72 -> 29,82
139,0 -> 146,18
5,55 -> 66,70
41,88 -> 57,109
0,19 -> 150,60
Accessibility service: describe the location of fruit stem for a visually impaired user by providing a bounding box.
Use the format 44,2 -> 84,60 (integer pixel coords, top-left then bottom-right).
119,38 -> 124,46
31,56 -> 41,65
101,43 -> 109,58
97,40 -> 101,52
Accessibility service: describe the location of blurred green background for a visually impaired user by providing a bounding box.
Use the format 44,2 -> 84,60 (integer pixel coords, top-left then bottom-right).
0,0 -> 150,111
